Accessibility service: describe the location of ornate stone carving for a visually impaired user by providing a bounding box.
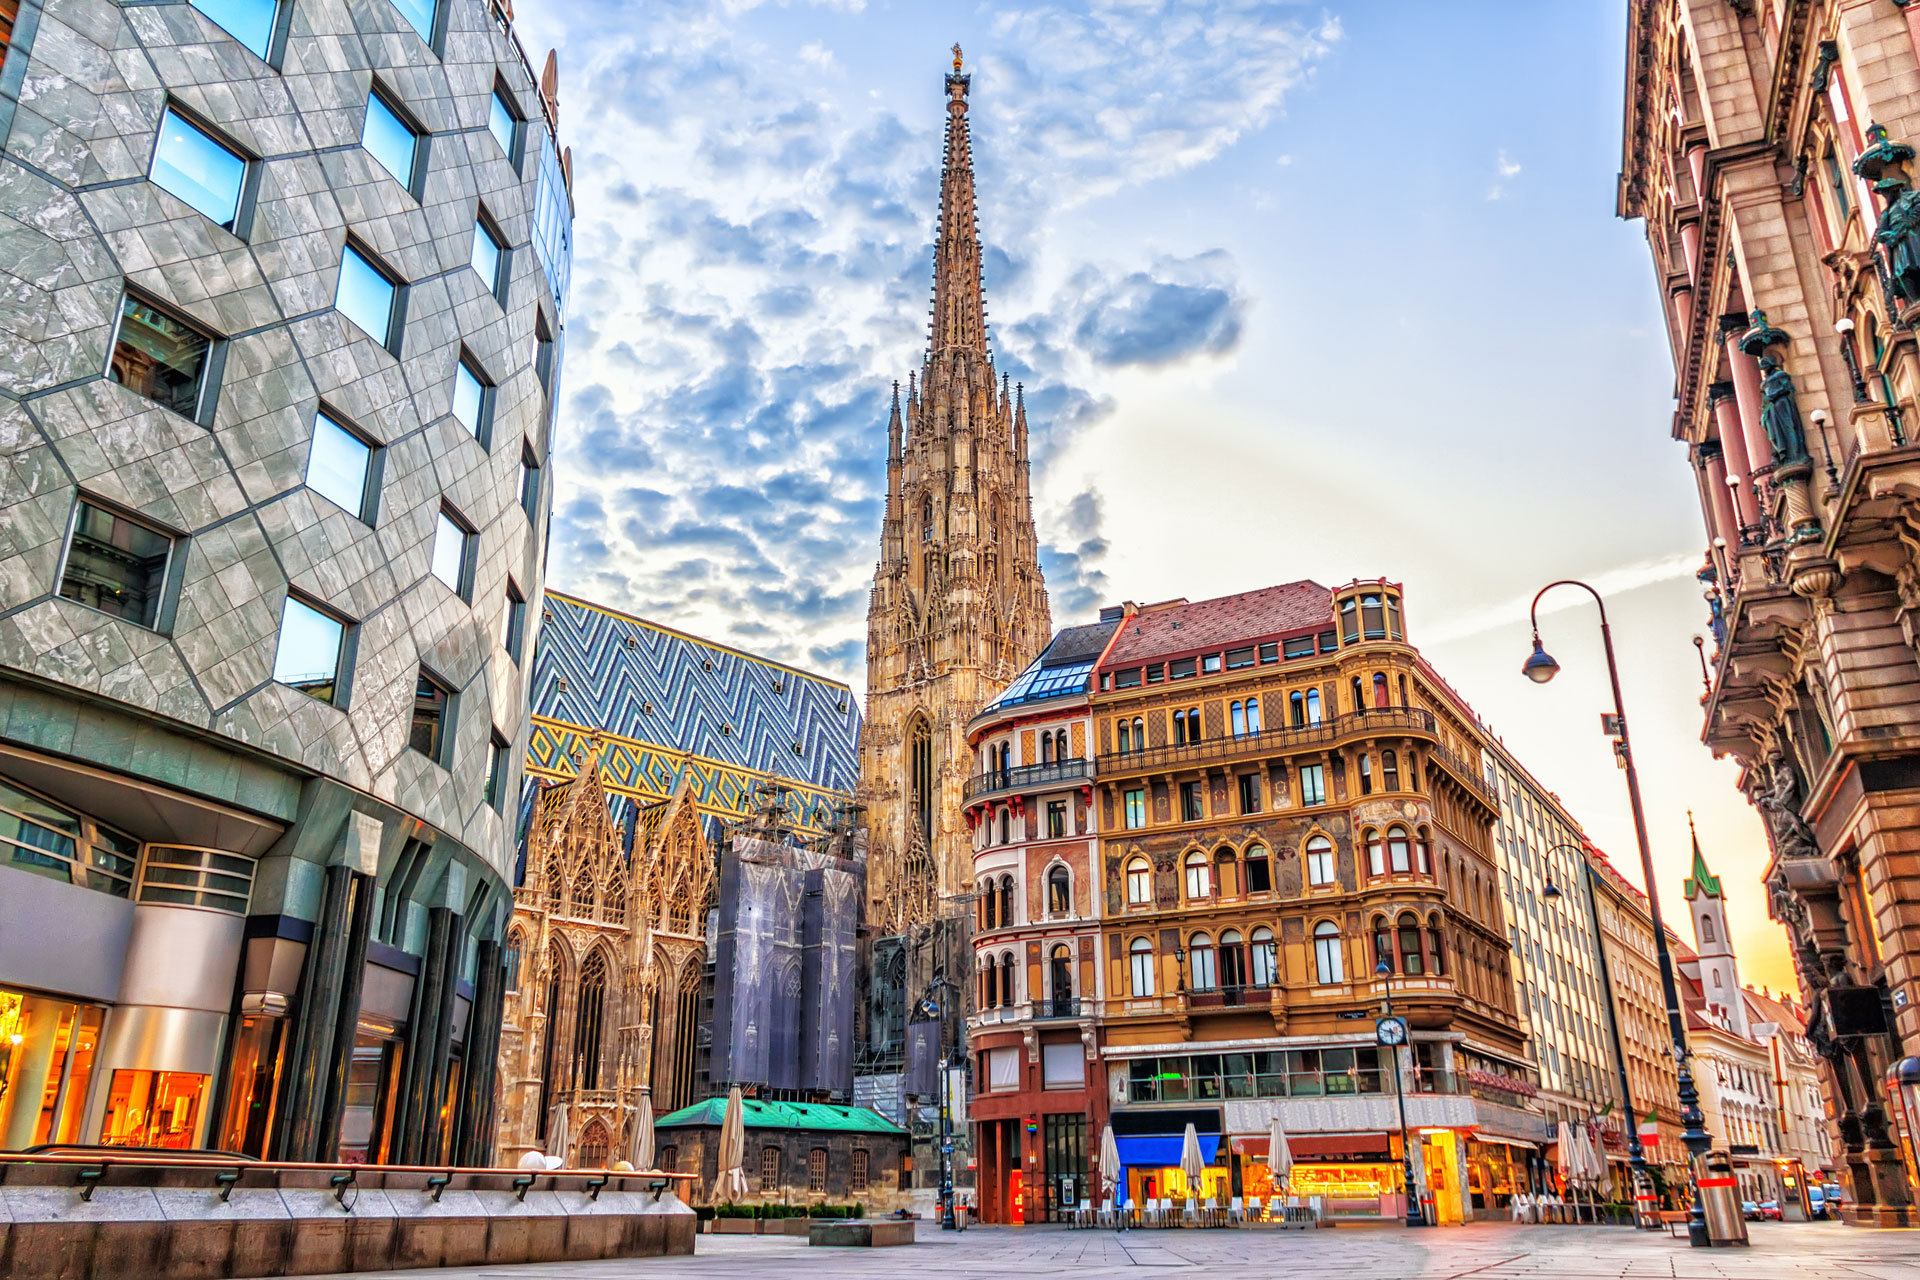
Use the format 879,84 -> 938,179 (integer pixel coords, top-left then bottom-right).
1753,750 -> 1821,860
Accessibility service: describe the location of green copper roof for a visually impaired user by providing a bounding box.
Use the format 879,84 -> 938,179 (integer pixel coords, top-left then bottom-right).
654,1098 -> 906,1135
1683,823 -> 1722,900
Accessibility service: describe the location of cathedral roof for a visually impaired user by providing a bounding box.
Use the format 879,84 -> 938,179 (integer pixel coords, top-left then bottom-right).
1102,580 -> 1333,665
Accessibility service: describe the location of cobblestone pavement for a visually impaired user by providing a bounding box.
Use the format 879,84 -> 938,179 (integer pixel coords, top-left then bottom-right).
328,1220 -> 1919,1280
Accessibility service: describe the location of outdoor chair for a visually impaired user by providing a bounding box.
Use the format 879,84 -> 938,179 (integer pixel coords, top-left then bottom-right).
1076,1198 -> 1093,1227
1212,1193 -> 1230,1226
1245,1195 -> 1263,1224
1096,1196 -> 1115,1229
1181,1197 -> 1200,1228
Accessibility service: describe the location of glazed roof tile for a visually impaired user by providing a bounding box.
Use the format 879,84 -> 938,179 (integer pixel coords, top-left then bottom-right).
1102,581 -> 1332,666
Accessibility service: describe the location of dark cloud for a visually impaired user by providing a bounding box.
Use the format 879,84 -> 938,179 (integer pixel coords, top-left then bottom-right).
1069,254 -> 1245,368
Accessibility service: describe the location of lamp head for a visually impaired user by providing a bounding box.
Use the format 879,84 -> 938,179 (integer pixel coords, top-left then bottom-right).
1522,635 -> 1561,684
1376,960 -> 1392,976
1543,879 -> 1564,899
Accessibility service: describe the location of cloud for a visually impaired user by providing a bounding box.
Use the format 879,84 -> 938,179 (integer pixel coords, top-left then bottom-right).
511,1 -> 1331,688
1488,149 -> 1522,201
1419,551 -> 1702,646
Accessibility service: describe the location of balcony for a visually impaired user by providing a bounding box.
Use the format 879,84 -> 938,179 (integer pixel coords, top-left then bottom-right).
1096,707 -> 1436,776
963,757 -> 1091,802
1032,996 -> 1082,1020
1186,984 -> 1274,1010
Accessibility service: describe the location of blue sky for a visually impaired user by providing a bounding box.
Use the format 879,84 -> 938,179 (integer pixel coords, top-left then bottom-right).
512,0 -> 1791,988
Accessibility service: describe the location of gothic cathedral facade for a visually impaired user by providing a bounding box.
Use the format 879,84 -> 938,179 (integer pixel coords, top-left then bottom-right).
862,50 -> 1051,931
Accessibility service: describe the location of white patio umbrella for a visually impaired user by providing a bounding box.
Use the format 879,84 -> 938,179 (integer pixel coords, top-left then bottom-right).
714,1085 -> 751,1203
1179,1122 -> 1206,1198
628,1088 -> 656,1172
1267,1114 -> 1294,1194
1099,1123 -> 1121,1201
544,1098 -> 571,1170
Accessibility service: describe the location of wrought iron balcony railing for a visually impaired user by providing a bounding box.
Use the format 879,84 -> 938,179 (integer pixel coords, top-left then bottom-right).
963,757 -> 1091,801
1095,707 -> 1436,775
1032,996 -> 1082,1020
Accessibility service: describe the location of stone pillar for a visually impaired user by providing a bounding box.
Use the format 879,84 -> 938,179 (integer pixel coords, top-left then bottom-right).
1679,218 -> 1701,285
456,938 -> 506,1166
396,904 -> 463,1164
1710,382 -> 1762,528
1721,314 -> 1776,475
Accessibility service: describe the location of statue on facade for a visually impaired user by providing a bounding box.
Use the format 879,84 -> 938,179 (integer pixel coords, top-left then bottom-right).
1758,356 -> 1811,464
1855,124 -> 1920,305
1754,750 -> 1821,860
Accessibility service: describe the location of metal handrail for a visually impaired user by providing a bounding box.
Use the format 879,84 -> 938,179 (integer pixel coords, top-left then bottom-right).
1096,707 -> 1436,775
962,757 -> 1091,801
1032,997 -> 1081,1020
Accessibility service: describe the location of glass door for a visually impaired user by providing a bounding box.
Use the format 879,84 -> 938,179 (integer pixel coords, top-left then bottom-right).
1042,1113 -> 1087,1222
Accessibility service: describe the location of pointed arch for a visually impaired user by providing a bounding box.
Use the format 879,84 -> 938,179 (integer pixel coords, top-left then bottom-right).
574,947 -> 610,1091
907,714 -> 935,848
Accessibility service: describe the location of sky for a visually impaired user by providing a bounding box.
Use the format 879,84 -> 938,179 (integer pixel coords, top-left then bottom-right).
510,0 -> 1797,993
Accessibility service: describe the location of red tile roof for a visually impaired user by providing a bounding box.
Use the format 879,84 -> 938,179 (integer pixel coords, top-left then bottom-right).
1101,581 -> 1332,666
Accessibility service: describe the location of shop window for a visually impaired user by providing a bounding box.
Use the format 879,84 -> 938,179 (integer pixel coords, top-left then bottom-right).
111,292 -> 218,422
1305,835 -> 1334,886
1126,857 -> 1151,904
1244,844 -> 1271,893
138,846 -> 255,913
0,994 -> 104,1147
190,0 -> 280,60
0,777 -> 138,897
100,1069 -> 208,1149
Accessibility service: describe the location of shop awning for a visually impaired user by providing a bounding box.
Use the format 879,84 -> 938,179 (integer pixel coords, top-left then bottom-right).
1115,1133 -> 1220,1167
1233,1133 -> 1391,1160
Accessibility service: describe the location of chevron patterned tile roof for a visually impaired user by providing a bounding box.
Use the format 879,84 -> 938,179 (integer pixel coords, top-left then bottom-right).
524,592 -> 861,832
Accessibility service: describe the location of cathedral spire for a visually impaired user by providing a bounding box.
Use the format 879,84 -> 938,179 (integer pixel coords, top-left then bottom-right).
888,380 -> 902,460
930,44 -> 988,357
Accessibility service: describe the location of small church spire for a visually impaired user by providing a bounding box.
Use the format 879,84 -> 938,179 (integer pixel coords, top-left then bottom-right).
1014,381 -> 1028,460
1683,811 -> 1722,899
888,380 -> 902,460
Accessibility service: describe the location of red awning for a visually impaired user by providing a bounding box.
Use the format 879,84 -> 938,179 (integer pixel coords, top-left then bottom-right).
1233,1132 -> 1392,1160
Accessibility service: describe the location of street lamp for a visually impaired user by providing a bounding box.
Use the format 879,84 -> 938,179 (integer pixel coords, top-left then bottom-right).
1376,959 -> 1428,1228
918,980 -> 960,1231
1522,580 -> 1715,1247
1542,842 -> 1653,1224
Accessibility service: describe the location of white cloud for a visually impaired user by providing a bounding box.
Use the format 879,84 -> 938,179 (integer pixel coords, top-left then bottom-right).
1419,550 -> 1703,646
1488,148 -> 1522,200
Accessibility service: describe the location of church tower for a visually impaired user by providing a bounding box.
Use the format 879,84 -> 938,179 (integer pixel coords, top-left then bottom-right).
1684,816 -> 1748,1036
861,47 -> 1051,925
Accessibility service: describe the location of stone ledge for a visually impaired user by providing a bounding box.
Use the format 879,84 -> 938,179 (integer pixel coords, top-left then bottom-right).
808,1219 -> 915,1247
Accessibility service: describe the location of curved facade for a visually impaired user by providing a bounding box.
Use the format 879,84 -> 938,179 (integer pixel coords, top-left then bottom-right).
0,0 -> 569,1161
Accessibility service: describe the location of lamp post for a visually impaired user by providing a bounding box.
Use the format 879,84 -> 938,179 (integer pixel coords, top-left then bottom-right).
1543,842 -> 1651,1224
918,980 -> 960,1231
1523,581 -> 1715,1247
1377,960 -> 1428,1228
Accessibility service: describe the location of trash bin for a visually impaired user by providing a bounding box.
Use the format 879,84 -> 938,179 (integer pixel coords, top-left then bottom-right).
1694,1150 -> 1749,1246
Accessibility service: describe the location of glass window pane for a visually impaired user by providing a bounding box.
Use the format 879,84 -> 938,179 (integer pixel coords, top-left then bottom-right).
272,596 -> 344,704
470,220 -> 502,290
111,295 -> 212,418
60,500 -> 173,628
391,0 -> 436,39
451,362 -> 484,435
305,412 -> 371,515
488,90 -> 515,156
409,672 -> 446,758
361,92 -> 418,188
336,245 -> 395,345
431,512 -> 466,591
151,109 -> 246,229
189,0 -> 277,59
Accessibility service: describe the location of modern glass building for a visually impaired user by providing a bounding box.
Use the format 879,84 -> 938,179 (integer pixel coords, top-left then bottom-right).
0,0 -> 570,1162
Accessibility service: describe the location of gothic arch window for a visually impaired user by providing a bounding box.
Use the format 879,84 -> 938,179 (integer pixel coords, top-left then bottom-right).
545,855 -> 563,913
577,1119 -> 610,1168
574,949 -> 609,1091
669,885 -> 693,934
909,716 -> 935,848
921,495 -> 935,543
571,868 -> 594,918
505,928 -> 525,991
604,867 -> 627,925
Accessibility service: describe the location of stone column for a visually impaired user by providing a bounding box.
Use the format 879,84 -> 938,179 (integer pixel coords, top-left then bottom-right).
1721,314 -> 1776,475
1710,382 -> 1762,528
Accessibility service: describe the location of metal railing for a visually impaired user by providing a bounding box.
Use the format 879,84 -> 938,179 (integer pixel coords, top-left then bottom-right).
1096,707 -> 1436,775
963,757 -> 1091,800
1186,984 -> 1273,1009
1032,997 -> 1081,1020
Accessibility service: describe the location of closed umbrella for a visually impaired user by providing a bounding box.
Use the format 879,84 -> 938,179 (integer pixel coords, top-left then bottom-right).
629,1088 -> 656,1172
544,1098 -> 570,1170
714,1085 -> 750,1203
1099,1124 -> 1122,1226
1179,1122 -> 1206,1201
1267,1114 -> 1294,1195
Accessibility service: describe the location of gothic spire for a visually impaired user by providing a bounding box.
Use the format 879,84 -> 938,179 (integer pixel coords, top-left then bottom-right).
888,380 -> 902,460
1683,810 -> 1722,899
929,44 -> 988,358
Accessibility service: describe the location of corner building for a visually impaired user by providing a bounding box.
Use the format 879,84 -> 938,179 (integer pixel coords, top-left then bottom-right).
963,618 -> 1117,1223
0,0 -> 570,1161
1619,0 -> 1920,1222
1089,581 -> 1541,1224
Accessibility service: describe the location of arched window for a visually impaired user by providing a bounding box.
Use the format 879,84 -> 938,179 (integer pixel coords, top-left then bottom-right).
1305,689 -> 1322,725
760,1145 -> 782,1191
1427,913 -> 1447,976
1000,950 -> 1017,1006
1362,595 -> 1385,639
658,1144 -> 679,1173
1398,912 -> 1425,976
998,808 -> 1010,845
980,954 -> 995,1007
1351,676 -> 1364,713
1701,915 -> 1716,944
1118,719 -> 1132,753
1214,845 -> 1238,897
577,1120 -> 610,1168
1041,732 -> 1054,763
1184,851 -> 1212,899
1126,857 -> 1152,904
1246,697 -> 1261,733
1415,828 -> 1431,873
1373,917 -> 1393,973
1366,828 -> 1384,876
1388,825 -> 1411,873
1130,938 -> 1155,996
1251,927 -> 1277,986
1358,754 -> 1372,795
1314,922 -> 1344,984
909,717 -> 934,846
603,870 -> 627,925
1049,943 -> 1073,1005
1382,750 -> 1400,791
505,930 -> 524,991
1055,729 -> 1069,760
982,886 -> 997,930
921,496 -> 934,543
571,868 -> 594,918
1188,932 -> 1217,991
1047,864 -> 1071,915
1219,928 -> 1246,988
1289,692 -> 1305,726
574,949 -> 608,1090
999,874 -> 1014,925
1131,718 -> 1143,751
1305,835 -> 1335,886
544,855 -> 563,913
1373,673 -> 1389,708
1231,700 -> 1247,737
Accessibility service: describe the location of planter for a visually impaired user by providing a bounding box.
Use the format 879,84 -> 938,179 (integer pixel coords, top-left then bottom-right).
710,1218 -> 761,1235
809,1220 -> 914,1247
